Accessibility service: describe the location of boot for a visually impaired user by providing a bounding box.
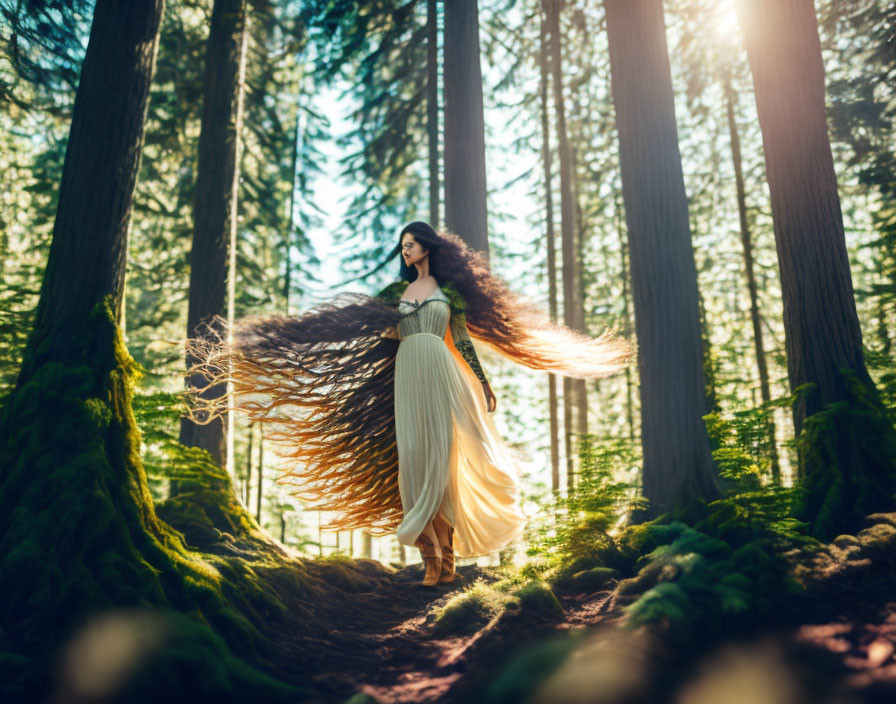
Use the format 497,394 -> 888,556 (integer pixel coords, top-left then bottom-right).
414,534 -> 442,586
439,525 -> 455,583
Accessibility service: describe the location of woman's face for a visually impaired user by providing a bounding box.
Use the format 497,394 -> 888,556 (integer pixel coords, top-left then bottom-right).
401,234 -> 429,267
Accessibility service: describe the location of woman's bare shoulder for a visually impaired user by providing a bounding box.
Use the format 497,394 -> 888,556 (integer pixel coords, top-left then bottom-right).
404,275 -> 439,300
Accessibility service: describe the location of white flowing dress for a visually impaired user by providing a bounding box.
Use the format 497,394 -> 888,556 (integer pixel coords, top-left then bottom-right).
393,285 -> 528,557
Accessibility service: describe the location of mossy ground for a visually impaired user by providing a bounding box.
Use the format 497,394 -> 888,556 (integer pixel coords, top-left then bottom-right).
0,299 -> 385,702
3,299 -> 895,702
470,502 -> 896,704
792,370 -> 896,540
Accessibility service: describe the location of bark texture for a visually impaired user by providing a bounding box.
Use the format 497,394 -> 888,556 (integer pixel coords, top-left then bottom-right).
0,3 -> 302,698
736,0 -> 896,536
724,74 -> 781,483
178,0 -> 249,473
14,1 -> 163,389
443,0 -> 489,257
540,1 -> 561,492
605,0 -> 721,513
427,0 -> 440,226
547,0 -> 587,491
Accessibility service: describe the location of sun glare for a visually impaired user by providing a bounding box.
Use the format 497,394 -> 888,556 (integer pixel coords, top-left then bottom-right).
712,0 -> 742,44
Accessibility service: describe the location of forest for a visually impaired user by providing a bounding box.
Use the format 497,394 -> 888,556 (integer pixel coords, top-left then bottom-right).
1,0 -> 895,702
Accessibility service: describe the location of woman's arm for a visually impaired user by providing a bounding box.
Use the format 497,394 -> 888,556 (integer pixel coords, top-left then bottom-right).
449,311 -> 497,413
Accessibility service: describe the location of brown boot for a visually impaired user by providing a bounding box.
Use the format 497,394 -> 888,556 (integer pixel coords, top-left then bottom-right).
439,525 -> 455,583
414,535 -> 442,586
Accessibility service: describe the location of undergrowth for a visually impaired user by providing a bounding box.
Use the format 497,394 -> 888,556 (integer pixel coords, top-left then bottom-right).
517,392 -> 825,643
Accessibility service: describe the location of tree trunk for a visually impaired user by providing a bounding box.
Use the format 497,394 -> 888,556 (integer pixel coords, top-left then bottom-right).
540,2 -> 561,493
284,97 -> 302,316
547,0 -> 583,492
13,4 -> 161,388
878,297 -> 891,358
245,420 -> 254,505
617,197 -> 636,442
177,0 -> 249,477
427,0 -> 440,226
697,289 -> 720,416
573,147 -> 588,438
563,377 -> 574,492
735,0 -> 896,535
361,531 -> 373,559
443,0 -> 489,257
0,2 -> 283,695
604,0 -> 721,514
256,427 -> 264,523
724,72 -> 781,483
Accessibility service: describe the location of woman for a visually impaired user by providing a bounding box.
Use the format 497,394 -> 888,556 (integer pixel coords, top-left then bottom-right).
181,222 -> 630,586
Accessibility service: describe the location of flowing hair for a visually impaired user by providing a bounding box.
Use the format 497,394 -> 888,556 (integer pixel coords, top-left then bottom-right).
394,221 -> 632,378
180,222 -> 631,535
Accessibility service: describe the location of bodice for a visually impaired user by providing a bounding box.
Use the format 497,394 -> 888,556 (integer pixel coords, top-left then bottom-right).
398,287 -> 451,340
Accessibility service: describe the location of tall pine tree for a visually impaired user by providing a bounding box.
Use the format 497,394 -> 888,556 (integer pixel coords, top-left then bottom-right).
736,0 -> 896,537
605,0 -> 721,513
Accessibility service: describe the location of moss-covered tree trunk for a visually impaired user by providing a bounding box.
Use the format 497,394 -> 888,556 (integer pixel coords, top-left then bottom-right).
0,2 -> 297,699
735,0 -> 896,537
443,0 -> 489,257
604,0 -> 722,514
177,0 -> 249,480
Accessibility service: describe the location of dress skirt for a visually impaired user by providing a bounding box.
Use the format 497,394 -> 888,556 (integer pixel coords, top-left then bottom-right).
394,289 -> 528,557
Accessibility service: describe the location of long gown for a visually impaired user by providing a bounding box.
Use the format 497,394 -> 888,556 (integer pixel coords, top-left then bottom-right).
393,285 -> 528,557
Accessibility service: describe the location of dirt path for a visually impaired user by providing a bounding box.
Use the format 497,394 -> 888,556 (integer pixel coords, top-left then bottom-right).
319,563 -> 514,703
275,559 -> 896,704
264,561 -> 622,704
200,513 -> 896,704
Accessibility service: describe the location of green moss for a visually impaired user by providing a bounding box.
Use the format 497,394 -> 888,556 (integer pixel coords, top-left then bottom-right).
512,580 -> 563,618
0,297 -> 304,701
548,554 -> 602,585
432,580 -> 508,637
313,554 -> 384,592
84,396 -> 113,431
565,567 -> 621,593
855,522 -> 896,556
621,519 -> 801,643
60,608 -> 312,704
794,369 -> 896,540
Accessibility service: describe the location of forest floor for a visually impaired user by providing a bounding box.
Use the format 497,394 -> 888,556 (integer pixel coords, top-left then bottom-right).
149,498 -> 896,704
253,544 -> 896,704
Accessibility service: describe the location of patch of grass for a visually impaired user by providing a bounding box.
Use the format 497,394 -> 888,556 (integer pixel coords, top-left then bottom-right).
512,580 -> 563,618
432,580 -> 509,637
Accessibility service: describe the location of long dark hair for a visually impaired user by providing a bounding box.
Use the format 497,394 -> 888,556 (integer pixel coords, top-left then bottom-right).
180,221 -> 631,534
391,221 -> 631,378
